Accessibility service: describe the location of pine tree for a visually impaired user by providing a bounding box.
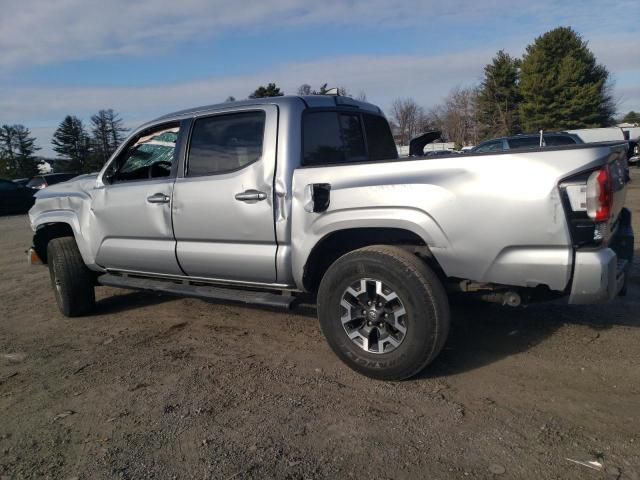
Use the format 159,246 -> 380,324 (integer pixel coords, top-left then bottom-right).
519,27 -> 614,132
477,50 -> 521,139
249,83 -> 284,98
0,124 -> 40,178
89,109 -> 127,171
52,115 -> 91,172
14,125 -> 40,177
622,111 -> 640,124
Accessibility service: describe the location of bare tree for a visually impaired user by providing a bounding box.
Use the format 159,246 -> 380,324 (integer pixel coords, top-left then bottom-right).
297,84 -> 350,97
297,84 -> 312,95
428,87 -> 479,147
390,98 -> 422,146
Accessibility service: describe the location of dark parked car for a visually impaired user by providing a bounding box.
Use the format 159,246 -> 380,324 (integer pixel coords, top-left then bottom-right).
471,132 -> 583,153
0,178 -> 36,215
425,150 -> 457,157
26,173 -> 80,190
12,178 -> 30,187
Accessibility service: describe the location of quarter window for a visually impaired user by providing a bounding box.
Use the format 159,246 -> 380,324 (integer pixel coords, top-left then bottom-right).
187,111 -> 266,177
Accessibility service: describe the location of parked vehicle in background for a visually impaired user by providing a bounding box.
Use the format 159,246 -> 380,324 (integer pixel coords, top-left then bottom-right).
471,132 -> 583,153
28,95 -> 633,380
424,150 -> 456,157
568,127 -> 626,143
26,173 -> 80,190
12,178 -> 30,187
628,139 -> 639,166
0,178 -> 36,215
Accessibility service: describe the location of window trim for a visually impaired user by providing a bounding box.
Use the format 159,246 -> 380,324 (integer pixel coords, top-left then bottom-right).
300,108 -> 396,168
183,109 -> 267,178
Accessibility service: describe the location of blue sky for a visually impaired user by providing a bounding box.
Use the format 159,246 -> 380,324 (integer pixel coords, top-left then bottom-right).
1,0 -> 638,157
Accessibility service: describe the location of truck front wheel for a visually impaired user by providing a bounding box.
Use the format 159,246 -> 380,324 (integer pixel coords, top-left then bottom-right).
47,237 -> 95,317
317,245 -> 450,380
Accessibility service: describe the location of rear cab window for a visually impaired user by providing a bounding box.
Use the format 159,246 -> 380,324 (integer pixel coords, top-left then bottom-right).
302,110 -> 397,166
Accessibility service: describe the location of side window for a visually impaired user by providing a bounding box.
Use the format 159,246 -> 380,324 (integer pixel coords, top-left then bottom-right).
362,114 -> 398,160
475,140 -> 504,153
0,180 -> 18,191
544,135 -> 577,146
508,137 -> 540,149
26,177 -> 46,189
187,111 -> 265,177
110,124 -> 179,183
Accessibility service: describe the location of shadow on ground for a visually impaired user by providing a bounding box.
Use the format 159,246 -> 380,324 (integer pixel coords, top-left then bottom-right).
421,285 -> 640,379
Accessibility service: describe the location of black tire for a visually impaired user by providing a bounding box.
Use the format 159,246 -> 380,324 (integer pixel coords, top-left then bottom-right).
317,245 -> 450,380
47,237 -> 95,317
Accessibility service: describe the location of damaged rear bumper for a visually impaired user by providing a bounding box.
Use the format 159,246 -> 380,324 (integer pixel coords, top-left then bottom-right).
568,208 -> 634,304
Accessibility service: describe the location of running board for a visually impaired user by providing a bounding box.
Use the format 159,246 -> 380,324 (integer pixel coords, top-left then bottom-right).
98,273 -> 297,309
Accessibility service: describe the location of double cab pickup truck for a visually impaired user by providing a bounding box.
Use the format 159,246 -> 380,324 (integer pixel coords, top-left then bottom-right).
29,95 -> 634,380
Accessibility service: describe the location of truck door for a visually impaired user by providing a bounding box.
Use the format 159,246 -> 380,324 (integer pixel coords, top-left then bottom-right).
171,105 -> 278,283
91,121 -> 187,275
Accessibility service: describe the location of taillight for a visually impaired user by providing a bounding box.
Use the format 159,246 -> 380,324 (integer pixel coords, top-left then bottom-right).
586,166 -> 612,223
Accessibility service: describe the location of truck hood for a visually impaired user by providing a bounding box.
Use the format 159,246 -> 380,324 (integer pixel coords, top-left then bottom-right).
34,173 -> 99,199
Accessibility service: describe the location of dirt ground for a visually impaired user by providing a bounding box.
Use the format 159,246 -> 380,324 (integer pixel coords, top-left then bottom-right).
1,172 -> 639,480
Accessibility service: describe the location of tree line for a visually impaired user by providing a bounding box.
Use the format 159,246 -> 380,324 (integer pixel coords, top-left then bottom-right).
390,27 -> 621,147
51,110 -> 128,173
0,109 -> 127,179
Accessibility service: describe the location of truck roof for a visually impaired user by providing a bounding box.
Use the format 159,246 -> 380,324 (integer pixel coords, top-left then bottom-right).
154,95 -> 382,122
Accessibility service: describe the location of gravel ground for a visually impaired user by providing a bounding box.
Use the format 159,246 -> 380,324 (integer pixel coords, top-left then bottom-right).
1,170 -> 639,479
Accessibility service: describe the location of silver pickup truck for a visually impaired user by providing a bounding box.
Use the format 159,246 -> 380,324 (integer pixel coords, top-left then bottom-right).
28,95 -> 634,380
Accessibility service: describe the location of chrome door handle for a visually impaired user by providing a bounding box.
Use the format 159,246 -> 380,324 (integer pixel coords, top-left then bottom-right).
235,189 -> 267,202
147,193 -> 170,204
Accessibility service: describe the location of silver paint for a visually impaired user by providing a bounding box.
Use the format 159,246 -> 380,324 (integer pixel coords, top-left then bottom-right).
29,96 -> 629,303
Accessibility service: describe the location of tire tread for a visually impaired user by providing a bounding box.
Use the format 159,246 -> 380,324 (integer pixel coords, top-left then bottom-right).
47,237 -> 95,317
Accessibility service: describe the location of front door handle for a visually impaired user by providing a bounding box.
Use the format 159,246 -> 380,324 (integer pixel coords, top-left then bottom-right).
147,193 -> 170,204
235,189 -> 267,203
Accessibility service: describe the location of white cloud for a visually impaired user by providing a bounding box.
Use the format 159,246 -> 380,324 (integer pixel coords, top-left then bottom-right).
2,0 -> 639,156
1,0 -> 636,70
0,49 -> 492,155
3,40 -> 640,157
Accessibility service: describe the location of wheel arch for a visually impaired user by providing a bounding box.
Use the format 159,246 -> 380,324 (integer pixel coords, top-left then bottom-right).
33,221 -> 77,264
301,227 -> 444,293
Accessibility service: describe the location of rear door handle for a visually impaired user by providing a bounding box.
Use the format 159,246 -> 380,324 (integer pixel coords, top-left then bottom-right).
147,193 -> 170,204
235,189 -> 267,203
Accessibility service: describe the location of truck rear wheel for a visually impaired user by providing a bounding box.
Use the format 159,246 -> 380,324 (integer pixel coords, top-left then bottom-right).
47,237 -> 95,317
317,245 -> 450,380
